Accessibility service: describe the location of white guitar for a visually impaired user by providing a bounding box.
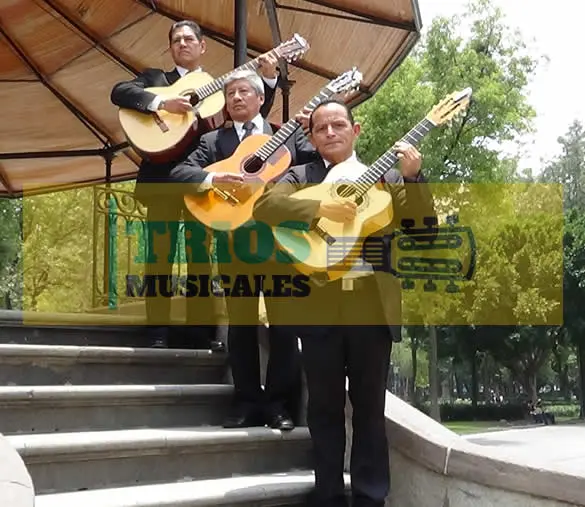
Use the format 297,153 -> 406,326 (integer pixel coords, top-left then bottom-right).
273,87 -> 473,283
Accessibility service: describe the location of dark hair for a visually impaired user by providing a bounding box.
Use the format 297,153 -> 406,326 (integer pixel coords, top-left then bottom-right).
309,99 -> 355,132
168,20 -> 203,44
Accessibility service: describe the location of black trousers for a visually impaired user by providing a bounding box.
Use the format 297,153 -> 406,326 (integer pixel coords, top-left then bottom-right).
143,198 -> 217,345
219,255 -> 301,418
297,278 -> 392,507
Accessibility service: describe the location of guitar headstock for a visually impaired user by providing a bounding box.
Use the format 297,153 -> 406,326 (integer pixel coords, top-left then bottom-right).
325,67 -> 363,96
426,87 -> 473,126
274,33 -> 310,62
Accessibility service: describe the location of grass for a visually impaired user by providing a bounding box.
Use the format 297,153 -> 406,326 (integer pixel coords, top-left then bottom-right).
444,417 -> 585,435
443,421 -> 508,434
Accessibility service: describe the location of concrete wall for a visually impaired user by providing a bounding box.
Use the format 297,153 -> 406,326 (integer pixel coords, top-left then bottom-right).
383,393 -> 585,507
0,433 -> 34,507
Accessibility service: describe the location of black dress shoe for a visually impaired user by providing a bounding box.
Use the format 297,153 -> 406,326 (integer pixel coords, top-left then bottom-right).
268,412 -> 295,431
222,410 -> 265,429
150,337 -> 168,348
210,339 -> 225,352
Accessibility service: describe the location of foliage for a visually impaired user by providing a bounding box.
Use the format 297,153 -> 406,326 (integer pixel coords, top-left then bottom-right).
354,0 -> 540,183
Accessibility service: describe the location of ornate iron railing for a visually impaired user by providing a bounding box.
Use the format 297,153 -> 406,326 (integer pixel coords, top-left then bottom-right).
91,184 -> 187,310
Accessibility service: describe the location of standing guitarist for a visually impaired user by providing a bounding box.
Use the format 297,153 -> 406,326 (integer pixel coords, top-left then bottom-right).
110,20 -> 280,349
172,69 -> 317,430
253,99 -> 436,507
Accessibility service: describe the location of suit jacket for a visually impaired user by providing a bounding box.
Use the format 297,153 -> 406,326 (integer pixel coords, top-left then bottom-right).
252,157 -> 437,342
110,68 -> 279,205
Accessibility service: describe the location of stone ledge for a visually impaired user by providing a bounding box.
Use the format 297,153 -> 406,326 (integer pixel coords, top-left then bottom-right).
385,392 -> 585,506
0,343 -> 226,365
0,433 -> 34,507
8,426 -> 311,462
34,472 -> 351,507
0,384 -> 233,405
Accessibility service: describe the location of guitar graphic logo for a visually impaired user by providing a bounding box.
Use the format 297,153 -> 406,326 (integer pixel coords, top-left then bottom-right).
387,215 -> 477,292
324,214 -> 477,292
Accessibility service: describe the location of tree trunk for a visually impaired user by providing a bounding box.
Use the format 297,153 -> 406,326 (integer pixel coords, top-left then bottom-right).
560,363 -> 570,402
410,337 -> 418,404
453,361 -> 463,399
429,326 -> 440,422
523,370 -> 538,403
470,350 -> 479,412
578,340 -> 585,419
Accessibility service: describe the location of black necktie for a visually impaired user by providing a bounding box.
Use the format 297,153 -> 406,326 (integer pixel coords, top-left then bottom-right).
241,121 -> 255,140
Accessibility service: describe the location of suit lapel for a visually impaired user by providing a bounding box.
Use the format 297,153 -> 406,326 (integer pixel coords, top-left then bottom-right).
217,127 -> 240,159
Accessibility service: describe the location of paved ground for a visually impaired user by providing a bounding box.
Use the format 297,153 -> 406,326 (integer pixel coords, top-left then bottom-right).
464,425 -> 585,476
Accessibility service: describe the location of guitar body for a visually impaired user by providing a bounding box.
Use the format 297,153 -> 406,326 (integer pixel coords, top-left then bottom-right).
273,181 -> 393,282
184,134 -> 293,231
118,71 -> 226,164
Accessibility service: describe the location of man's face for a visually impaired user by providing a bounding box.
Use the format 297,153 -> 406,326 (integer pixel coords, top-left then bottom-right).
310,103 -> 360,163
225,79 -> 264,122
169,26 -> 206,69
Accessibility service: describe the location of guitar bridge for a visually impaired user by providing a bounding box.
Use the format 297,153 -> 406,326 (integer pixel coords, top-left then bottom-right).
212,188 -> 240,205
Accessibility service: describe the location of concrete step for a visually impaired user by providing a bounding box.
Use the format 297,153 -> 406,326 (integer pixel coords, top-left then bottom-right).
0,384 -> 233,434
8,426 -> 313,495
34,471 -> 343,507
0,310 -> 227,348
0,344 -> 227,386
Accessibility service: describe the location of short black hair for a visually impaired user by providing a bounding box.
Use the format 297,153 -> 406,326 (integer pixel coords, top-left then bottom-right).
168,20 -> 203,44
309,99 -> 355,132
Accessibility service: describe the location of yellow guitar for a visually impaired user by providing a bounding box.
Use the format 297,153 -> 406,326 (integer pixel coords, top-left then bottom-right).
273,87 -> 473,283
118,34 -> 309,164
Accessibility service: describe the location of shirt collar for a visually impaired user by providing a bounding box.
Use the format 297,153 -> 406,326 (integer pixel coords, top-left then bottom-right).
175,66 -> 202,77
323,150 -> 358,169
233,113 -> 264,136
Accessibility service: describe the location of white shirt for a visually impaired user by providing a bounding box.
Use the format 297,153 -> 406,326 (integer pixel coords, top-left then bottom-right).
321,151 -> 375,279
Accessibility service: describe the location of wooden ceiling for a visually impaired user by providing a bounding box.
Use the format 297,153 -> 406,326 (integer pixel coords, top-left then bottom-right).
0,0 -> 421,197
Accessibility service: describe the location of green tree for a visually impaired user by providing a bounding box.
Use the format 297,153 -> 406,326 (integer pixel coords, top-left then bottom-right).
0,199 -> 22,309
354,0 -> 540,183
541,119 -> 585,209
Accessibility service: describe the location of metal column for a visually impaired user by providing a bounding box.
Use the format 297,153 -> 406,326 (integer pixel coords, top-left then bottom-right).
234,0 -> 248,67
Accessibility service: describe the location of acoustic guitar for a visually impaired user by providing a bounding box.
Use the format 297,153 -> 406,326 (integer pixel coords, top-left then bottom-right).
183,67 -> 364,231
272,87 -> 473,284
118,34 -> 310,164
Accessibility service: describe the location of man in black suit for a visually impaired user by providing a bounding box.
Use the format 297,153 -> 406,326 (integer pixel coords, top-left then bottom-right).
253,99 -> 436,507
110,20 -> 280,349
173,69 -> 317,430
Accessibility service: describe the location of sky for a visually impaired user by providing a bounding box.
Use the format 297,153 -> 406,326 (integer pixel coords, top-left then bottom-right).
417,0 -> 584,172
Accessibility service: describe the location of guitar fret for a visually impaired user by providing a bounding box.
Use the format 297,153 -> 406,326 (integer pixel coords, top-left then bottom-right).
352,118 -> 435,198
254,85 -> 338,162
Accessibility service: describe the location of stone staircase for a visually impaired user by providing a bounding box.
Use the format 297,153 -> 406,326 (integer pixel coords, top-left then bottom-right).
0,319 -> 322,506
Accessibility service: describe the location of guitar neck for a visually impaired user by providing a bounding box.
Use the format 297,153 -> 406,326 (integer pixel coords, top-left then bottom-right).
195,49 -> 280,100
255,87 -> 339,162
354,117 -> 435,197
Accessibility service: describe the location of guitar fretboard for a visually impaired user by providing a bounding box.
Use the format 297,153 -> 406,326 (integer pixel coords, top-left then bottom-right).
195,50 -> 280,100
347,118 -> 435,199
255,87 -> 339,161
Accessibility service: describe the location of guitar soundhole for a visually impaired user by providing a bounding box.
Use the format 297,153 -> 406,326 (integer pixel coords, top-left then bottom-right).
189,93 -> 200,107
243,155 -> 264,174
335,184 -> 363,206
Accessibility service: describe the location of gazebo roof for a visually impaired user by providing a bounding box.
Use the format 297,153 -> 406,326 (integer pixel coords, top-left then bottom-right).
0,0 -> 422,197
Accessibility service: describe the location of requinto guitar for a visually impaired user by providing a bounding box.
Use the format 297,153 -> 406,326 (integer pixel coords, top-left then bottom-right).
118,34 -> 310,164
273,87 -> 473,283
183,67 -> 364,231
